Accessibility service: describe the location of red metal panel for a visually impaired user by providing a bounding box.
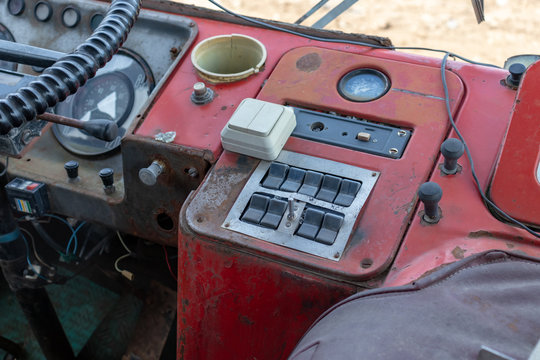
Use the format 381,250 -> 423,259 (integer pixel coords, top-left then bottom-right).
385,64 -> 540,287
490,60 -> 540,227
177,231 -> 356,360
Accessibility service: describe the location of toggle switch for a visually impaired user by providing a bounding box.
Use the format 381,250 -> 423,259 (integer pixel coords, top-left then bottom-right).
260,198 -> 288,229
334,179 -> 361,207
298,171 -> 323,197
262,162 -> 289,189
280,167 -> 306,192
296,208 -> 325,240
316,175 -> 342,203
241,194 -> 270,224
315,213 -> 344,245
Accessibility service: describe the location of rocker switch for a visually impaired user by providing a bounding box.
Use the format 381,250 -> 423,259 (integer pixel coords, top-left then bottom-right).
280,167 -> 306,192
316,175 -> 342,203
315,213 -> 344,245
242,194 -> 270,224
298,171 -> 323,197
334,179 -> 361,207
260,198 -> 288,229
296,208 -> 325,240
262,162 -> 289,189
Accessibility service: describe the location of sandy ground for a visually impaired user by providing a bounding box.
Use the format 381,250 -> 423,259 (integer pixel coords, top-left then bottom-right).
183,0 -> 540,66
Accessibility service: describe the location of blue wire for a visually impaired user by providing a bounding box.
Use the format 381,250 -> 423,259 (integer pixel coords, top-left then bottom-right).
66,221 -> 86,255
21,233 -> 48,281
45,214 -> 83,256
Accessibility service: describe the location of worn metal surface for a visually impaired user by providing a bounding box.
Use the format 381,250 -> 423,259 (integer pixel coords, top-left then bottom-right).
135,16 -> 394,162
489,60 -> 540,228
177,227 -> 356,360
223,151 -> 379,260
385,63 -> 539,287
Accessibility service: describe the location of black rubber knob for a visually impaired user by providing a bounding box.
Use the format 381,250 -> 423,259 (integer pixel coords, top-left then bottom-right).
418,182 -> 443,223
99,168 -> 114,187
507,63 -> 526,87
441,138 -> 465,175
64,160 -> 79,179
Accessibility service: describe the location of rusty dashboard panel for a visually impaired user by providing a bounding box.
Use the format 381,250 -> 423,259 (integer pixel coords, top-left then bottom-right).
1,0 -> 198,245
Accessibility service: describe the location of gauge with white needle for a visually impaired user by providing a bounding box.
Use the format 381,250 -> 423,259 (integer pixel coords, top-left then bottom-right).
52,49 -> 154,155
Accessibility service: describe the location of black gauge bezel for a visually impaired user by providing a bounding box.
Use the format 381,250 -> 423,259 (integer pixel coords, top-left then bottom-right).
337,68 -> 391,102
7,0 -> 25,16
34,1 -> 53,22
52,48 -> 155,156
61,6 -> 81,28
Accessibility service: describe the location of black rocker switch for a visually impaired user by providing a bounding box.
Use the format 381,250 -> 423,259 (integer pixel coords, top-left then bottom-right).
418,182 -> 442,224
99,168 -> 115,195
441,138 -> 465,175
64,160 -> 79,180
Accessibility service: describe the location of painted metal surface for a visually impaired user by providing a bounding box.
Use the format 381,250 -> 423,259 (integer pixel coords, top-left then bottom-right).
490,60 -> 540,227
167,10 -> 524,360
385,65 -> 540,287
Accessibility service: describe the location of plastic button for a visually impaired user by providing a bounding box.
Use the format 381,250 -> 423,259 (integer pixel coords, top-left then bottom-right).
280,167 -> 306,192
296,208 -> 325,240
26,183 -> 39,191
334,179 -> 361,207
315,213 -> 344,245
316,175 -> 342,203
262,162 -> 289,189
241,194 -> 270,224
260,198 -> 288,229
298,171 -> 323,197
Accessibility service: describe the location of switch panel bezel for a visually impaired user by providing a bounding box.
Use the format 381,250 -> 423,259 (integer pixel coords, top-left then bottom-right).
222,151 -> 380,261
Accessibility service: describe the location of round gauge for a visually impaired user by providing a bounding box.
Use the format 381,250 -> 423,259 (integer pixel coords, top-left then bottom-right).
34,1 -> 53,22
72,72 -> 135,129
53,49 -> 154,156
62,6 -> 81,28
7,0 -> 25,16
338,69 -> 390,102
0,24 -> 17,71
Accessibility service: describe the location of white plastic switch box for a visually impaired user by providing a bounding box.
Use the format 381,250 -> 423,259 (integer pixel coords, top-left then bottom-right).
221,98 -> 296,160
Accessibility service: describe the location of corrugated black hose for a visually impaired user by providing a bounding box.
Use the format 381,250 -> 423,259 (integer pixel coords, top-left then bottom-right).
0,0 -> 141,135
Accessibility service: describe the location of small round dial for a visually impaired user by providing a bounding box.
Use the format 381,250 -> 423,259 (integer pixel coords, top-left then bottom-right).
7,0 -> 25,16
338,69 -> 390,102
53,50 -> 154,156
72,72 -> 134,128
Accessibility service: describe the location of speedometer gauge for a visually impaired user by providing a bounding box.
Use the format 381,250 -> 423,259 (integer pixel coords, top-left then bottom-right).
338,68 -> 390,102
53,49 -> 154,155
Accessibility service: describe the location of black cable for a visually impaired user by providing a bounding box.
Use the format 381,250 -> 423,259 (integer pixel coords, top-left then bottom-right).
31,220 -> 66,254
206,0 -> 497,68
440,54 -> 540,238
208,0 -> 540,238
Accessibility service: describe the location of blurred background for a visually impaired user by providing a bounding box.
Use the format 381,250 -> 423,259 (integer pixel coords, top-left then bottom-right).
182,0 -> 540,66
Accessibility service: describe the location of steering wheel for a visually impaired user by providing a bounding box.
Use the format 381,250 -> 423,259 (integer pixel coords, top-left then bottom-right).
0,0 -> 141,135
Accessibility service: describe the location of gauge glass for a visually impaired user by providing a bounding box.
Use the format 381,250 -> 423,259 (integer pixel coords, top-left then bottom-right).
34,1 -> 52,22
62,7 -> 80,28
53,50 -> 154,155
7,0 -> 25,16
0,24 -> 17,71
338,69 -> 390,102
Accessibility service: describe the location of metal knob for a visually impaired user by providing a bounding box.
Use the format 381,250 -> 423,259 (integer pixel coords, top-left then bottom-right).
191,82 -> 214,105
99,168 -> 115,194
418,182 -> 443,224
441,138 -> 464,175
139,161 -> 164,186
64,160 -> 79,180
506,63 -> 526,88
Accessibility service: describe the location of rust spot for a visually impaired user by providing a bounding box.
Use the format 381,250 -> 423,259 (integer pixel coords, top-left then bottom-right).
221,106 -> 227,110
296,53 -> 322,73
239,314 -> 254,326
468,230 -> 495,239
506,242 -> 515,249
452,246 -> 466,259
170,47 -> 180,60
508,322 -> 518,332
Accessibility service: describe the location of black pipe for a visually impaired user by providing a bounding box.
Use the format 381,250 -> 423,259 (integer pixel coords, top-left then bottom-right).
0,163 -> 74,360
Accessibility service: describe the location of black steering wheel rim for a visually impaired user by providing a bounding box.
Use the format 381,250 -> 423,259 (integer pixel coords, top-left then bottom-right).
0,0 -> 141,135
